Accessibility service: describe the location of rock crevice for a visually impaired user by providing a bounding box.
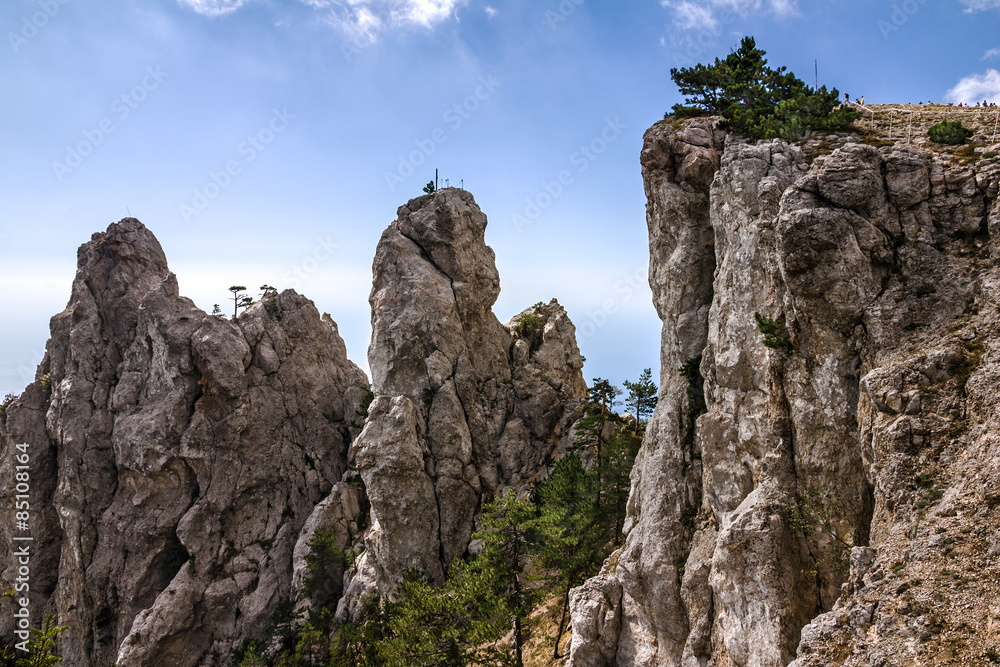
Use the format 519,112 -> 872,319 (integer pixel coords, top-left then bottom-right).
340,189 -> 587,614
1,219 -> 369,667
569,120 -> 1000,666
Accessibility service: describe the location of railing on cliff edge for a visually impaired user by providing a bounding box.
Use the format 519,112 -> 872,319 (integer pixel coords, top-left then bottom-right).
850,103 -> 999,145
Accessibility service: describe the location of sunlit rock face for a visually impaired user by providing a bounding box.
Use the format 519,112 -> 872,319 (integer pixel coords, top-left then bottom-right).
568,119 -> 1000,666
340,188 -> 587,616
1,219 -> 370,666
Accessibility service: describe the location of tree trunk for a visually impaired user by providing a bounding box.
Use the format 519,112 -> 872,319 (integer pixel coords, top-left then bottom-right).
553,579 -> 571,659
514,572 -> 524,667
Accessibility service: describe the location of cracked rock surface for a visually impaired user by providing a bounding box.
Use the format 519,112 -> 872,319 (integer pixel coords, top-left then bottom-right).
340,189 -> 586,614
0,219 -> 369,666
568,119 -> 1000,666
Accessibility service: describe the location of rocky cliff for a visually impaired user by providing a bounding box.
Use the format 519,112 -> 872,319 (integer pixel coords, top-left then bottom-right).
340,189 -> 586,615
568,119 -> 1000,666
0,220 -> 370,666
0,191 -> 588,664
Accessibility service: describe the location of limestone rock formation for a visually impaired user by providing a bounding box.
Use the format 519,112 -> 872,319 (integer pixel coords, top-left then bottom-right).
0,219 -> 369,666
568,119 -> 1000,665
340,189 -> 586,614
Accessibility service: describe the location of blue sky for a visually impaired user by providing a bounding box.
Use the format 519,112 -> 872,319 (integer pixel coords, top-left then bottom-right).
2,0 -> 999,400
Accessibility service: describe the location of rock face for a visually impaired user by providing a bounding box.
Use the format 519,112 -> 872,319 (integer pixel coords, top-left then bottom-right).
568,119 -> 1000,665
0,219 -> 369,666
341,189 -> 586,612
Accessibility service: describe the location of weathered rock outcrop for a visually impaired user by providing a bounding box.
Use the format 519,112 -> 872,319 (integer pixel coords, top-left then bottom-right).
340,189 -> 586,613
568,119 -> 1000,666
0,220 -> 369,666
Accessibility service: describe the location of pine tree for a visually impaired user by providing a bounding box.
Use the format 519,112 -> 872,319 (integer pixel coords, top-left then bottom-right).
288,611 -> 332,667
376,566 -> 512,667
302,529 -> 343,607
15,614 -> 67,667
575,379 -> 622,466
534,454 -> 604,658
329,595 -> 390,667
476,491 -> 541,667
597,431 -> 641,545
623,368 -> 657,424
669,36 -> 857,140
228,286 -> 249,318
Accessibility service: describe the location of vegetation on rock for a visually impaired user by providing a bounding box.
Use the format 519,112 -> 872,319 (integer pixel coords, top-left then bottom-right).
928,120 -> 974,145
669,36 -> 858,140
754,312 -> 794,350
0,394 -> 15,422
235,374 -> 645,666
680,357 -> 706,448
623,368 -> 657,423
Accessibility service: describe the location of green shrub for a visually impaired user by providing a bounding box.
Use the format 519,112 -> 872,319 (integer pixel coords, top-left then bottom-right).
0,393 -> 16,421
679,357 -> 706,447
40,373 -> 52,395
303,529 -> 343,605
754,313 -> 794,350
235,641 -> 267,667
16,613 -> 67,666
665,105 -> 708,119
513,311 -> 546,354
351,389 -> 374,430
515,312 -> 544,337
928,120 -> 973,145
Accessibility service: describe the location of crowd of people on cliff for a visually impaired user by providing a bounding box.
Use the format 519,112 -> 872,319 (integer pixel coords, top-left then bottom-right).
841,92 -> 998,108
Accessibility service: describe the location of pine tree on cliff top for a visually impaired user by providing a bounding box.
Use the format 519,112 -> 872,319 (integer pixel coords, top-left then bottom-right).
669,36 -> 858,140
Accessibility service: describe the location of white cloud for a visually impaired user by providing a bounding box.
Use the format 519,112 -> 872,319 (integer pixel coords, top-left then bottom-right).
767,0 -> 798,16
180,0 -> 464,33
661,0 -> 798,31
485,6 -> 497,18
984,47 -> 1000,60
670,1 -> 718,31
316,0 -> 467,38
944,69 -> 1000,105
960,0 -> 1000,12
178,0 -> 250,17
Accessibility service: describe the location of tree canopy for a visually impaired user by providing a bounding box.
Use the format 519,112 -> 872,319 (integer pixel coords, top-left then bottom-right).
669,36 -> 858,140
623,368 -> 657,423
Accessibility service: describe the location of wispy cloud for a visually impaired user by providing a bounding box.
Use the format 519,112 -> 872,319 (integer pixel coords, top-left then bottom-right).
484,6 -> 497,19
178,0 -> 250,17
960,0 -> 1000,12
945,69 -> 1000,104
668,1 -> 719,31
180,0 -> 465,33
984,47 -> 1000,60
661,0 -> 798,30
